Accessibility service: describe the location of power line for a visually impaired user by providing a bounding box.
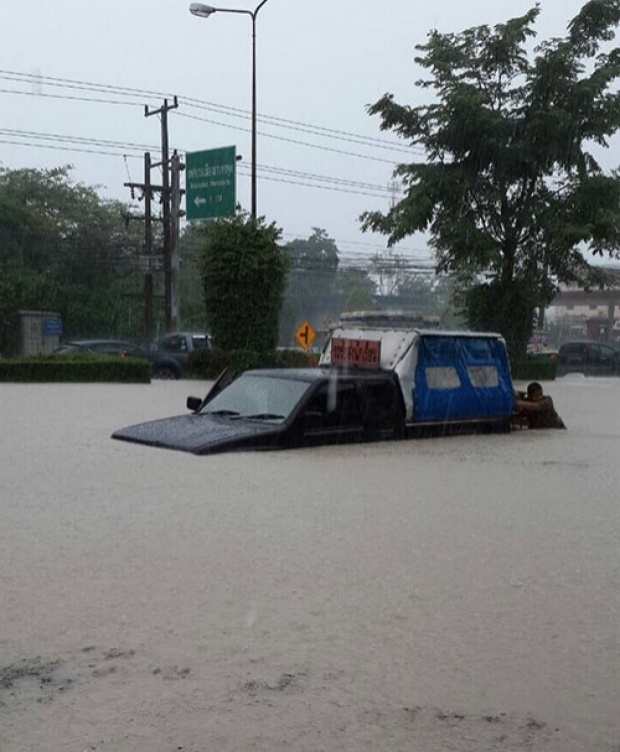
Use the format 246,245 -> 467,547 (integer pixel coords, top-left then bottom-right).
281,232 -> 430,257
0,70 -> 422,152
0,128 -> 406,199
0,88 -> 418,165
180,234 -> 434,268
0,87 -> 145,108
246,163 -> 402,193
175,111 -> 404,165
0,72 -> 174,105
0,138 -> 399,199
235,168 -> 396,199
179,245 -> 436,273
181,100 -> 420,155
0,128 -> 158,153
0,69 -> 425,161
0,137 -> 142,160
0,69 -> 423,155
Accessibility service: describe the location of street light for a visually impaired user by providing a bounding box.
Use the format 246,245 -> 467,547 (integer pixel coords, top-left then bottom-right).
189,3 -> 216,17
189,0 -> 271,220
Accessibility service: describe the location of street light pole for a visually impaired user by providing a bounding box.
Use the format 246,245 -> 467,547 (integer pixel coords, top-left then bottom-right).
250,0 -> 269,220
189,0 -> 271,220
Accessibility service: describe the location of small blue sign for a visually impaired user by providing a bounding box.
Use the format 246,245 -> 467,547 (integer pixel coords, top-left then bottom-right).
43,317 -> 63,336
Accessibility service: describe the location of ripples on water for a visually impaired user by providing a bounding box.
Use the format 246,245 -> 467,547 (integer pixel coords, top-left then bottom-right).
1,377 -> 619,751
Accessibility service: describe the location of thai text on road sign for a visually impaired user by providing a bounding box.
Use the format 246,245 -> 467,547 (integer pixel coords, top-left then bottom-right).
295,321 -> 316,350
186,146 -> 236,221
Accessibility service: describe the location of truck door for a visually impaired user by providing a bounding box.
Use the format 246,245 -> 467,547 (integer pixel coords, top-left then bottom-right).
360,378 -> 405,440
299,379 -> 364,446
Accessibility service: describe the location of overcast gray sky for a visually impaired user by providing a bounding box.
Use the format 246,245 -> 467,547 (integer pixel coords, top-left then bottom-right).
0,0 -> 601,266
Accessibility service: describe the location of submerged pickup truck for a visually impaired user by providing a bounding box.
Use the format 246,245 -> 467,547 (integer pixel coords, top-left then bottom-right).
112,325 -> 515,456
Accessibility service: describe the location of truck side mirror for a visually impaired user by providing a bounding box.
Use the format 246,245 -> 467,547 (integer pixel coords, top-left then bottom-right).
186,396 -> 202,412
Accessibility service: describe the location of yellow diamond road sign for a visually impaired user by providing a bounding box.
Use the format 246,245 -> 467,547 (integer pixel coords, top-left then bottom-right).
295,321 -> 315,350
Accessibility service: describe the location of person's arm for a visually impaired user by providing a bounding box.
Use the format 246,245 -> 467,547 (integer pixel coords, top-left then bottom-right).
515,398 -> 544,413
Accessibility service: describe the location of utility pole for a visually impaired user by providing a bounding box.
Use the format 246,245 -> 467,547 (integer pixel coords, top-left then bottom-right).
388,180 -> 401,209
143,152 -> 154,347
125,97 -> 181,342
124,156 -> 155,348
125,154 -> 167,348
170,150 -> 185,332
145,96 -> 179,333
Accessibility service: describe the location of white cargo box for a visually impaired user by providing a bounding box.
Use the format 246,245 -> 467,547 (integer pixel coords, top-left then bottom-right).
320,325 -> 511,424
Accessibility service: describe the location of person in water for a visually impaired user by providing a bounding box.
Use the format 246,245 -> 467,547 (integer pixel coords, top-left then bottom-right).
514,382 -> 566,429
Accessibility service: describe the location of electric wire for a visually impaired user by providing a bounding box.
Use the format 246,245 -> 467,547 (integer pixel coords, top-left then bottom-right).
0,138 -> 402,199
0,87 -> 145,108
1,87 -> 414,165
0,137 -> 142,160
0,71 -> 434,262
235,167 -> 400,197
179,235 -> 435,270
0,128 -> 158,153
180,99 -> 420,155
0,69 -> 422,155
0,80 -> 418,157
174,111 -> 406,165
0,128 -> 405,198
281,233 -> 429,256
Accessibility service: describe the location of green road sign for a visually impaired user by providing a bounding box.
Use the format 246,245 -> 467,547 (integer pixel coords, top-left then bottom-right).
185,146 -> 236,221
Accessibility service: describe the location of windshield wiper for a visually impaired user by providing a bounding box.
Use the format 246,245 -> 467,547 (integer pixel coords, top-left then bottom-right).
241,413 -> 286,421
204,409 -> 240,417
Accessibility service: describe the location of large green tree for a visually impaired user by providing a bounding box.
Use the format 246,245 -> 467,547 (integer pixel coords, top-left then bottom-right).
287,227 -> 339,272
200,212 -> 289,351
361,1 -> 620,357
0,166 -> 143,353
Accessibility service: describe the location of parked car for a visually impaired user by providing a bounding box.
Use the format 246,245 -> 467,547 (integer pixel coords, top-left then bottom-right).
526,349 -> 558,362
54,339 -> 150,359
53,339 -> 167,378
54,333 -> 212,379
557,341 -> 620,375
151,332 -> 212,379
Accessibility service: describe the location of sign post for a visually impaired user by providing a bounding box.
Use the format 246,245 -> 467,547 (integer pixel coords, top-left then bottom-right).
186,146 -> 236,221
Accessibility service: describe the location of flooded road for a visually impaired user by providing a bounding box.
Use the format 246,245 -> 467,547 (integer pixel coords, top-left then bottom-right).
1,376 -> 619,751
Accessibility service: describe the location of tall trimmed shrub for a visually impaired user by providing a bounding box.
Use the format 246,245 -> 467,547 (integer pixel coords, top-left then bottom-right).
199,212 -> 289,351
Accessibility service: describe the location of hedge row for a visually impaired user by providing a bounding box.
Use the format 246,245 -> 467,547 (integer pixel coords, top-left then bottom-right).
0,354 -> 151,383
188,347 -> 319,379
188,347 -> 558,383
1,349 -> 556,385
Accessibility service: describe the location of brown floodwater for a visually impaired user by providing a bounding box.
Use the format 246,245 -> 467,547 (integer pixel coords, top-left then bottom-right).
1,376 -> 619,751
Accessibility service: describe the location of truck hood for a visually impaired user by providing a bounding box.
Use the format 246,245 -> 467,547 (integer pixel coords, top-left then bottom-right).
111,413 -> 283,455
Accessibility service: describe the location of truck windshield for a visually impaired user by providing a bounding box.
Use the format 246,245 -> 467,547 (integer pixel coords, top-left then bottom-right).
202,375 -> 312,421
